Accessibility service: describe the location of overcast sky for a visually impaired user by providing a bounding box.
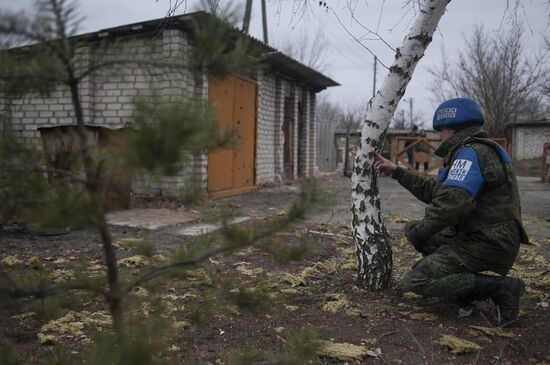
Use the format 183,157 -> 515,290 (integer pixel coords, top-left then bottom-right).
2,0 -> 549,128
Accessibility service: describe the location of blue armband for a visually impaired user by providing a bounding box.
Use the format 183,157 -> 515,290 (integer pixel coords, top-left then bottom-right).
442,147 -> 484,197
437,168 -> 448,183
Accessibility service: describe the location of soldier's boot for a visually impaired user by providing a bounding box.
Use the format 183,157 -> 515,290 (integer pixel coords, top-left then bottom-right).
471,273 -> 525,326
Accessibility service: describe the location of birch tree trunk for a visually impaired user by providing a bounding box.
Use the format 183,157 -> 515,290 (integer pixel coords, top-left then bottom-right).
352,0 -> 450,290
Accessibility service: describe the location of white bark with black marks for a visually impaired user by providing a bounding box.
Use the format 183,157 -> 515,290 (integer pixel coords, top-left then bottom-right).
351,0 -> 450,290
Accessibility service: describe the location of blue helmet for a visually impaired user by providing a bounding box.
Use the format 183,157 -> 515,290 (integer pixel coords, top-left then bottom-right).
432,98 -> 484,131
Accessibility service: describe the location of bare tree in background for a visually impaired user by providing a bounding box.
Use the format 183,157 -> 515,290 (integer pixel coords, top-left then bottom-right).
542,36 -> 550,102
280,28 -> 333,73
390,106 -> 425,130
428,24 -> 546,136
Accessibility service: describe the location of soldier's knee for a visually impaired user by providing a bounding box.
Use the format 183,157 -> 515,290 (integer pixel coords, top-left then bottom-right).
402,269 -> 431,296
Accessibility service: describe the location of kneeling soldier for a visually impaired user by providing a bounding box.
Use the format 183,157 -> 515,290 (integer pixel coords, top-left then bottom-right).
374,98 -> 528,326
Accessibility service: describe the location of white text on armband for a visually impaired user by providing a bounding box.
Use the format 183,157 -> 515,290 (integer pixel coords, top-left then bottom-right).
447,159 -> 472,181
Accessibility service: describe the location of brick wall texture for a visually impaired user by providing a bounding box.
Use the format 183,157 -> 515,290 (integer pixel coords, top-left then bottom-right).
512,125 -> 550,160
1,29 -> 320,197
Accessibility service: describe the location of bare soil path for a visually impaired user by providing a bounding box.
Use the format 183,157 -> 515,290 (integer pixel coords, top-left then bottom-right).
1,174 -> 549,364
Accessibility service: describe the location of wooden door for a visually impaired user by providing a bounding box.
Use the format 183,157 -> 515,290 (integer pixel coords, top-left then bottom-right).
208,77 -> 236,194
233,78 -> 256,189
208,75 -> 257,198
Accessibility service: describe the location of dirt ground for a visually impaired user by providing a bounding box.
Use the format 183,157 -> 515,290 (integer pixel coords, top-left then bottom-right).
1,174 -> 549,364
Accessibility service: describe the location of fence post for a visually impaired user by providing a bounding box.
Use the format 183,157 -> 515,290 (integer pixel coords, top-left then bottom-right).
542,143 -> 549,183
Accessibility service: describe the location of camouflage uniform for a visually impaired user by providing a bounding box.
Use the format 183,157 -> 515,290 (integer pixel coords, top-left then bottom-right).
393,127 -> 528,297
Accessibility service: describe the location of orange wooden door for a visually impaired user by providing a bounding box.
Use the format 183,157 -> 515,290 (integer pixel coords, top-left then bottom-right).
233,78 -> 256,188
208,76 -> 236,193
208,75 -> 256,197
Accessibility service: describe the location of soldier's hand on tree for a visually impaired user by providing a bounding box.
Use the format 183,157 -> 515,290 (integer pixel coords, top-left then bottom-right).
373,151 -> 397,176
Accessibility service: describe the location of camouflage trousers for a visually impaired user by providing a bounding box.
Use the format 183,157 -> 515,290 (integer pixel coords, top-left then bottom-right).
402,243 -> 475,297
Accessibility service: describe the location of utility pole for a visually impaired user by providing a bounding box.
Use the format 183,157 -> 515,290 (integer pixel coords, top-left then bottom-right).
372,55 -> 377,98
242,0 -> 253,34
261,0 -> 269,44
409,97 -> 413,128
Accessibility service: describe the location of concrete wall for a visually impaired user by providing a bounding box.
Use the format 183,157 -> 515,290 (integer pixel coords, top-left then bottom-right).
511,125 -> 550,160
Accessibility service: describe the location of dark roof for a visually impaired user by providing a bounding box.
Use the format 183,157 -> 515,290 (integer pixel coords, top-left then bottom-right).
505,113 -> 550,128
71,11 -> 339,92
507,117 -> 550,129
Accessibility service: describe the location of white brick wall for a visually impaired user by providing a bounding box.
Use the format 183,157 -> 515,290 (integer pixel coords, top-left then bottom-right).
512,125 -> 550,160
256,71 -> 278,184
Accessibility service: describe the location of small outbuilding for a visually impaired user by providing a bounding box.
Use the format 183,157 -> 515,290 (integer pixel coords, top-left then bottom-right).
507,116 -> 550,161
1,11 -> 338,199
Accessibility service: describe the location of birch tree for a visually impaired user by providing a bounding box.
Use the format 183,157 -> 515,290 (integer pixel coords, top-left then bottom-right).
351,0 -> 450,290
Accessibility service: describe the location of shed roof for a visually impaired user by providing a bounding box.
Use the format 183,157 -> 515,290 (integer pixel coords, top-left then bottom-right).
70,11 -> 339,92
506,114 -> 550,129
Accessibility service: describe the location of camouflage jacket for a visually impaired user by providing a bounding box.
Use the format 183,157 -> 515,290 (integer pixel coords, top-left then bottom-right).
393,127 -> 528,274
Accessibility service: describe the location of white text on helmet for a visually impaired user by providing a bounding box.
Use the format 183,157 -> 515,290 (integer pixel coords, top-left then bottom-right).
436,107 -> 457,120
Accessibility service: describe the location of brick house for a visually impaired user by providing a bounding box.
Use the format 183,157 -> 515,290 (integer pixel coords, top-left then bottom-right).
507,116 -> 550,161
1,12 -> 338,200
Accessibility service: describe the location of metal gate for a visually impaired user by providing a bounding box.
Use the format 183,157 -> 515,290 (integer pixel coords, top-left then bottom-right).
316,122 -> 337,172
207,75 -> 257,198
391,136 -> 441,175
391,136 -> 511,176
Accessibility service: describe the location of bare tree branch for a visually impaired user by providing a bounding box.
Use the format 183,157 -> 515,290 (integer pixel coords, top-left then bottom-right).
350,9 -> 396,53
330,8 -> 389,70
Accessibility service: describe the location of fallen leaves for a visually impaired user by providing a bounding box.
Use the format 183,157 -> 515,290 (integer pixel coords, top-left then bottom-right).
117,254 -> 166,268
339,260 -> 356,270
132,286 -> 149,297
118,255 -> 150,268
383,213 -> 410,223
282,273 -> 306,287
284,304 -> 298,312
1,255 -> 23,267
38,310 -> 112,345
317,340 -> 368,361
25,256 -> 42,270
436,335 -> 482,354
468,325 -> 514,339
281,260 -> 337,287
234,262 -> 266,277
322,293 -> 361,316
402,291 -> 422,300
409,312 -> 437,321
114,237 -> 145,247
10,312 -> 36,321
172,321 -> 191,330
48,269 -> 76,283
184,268 -> 213,286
